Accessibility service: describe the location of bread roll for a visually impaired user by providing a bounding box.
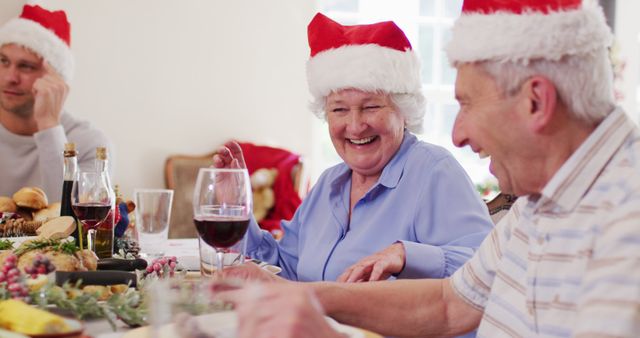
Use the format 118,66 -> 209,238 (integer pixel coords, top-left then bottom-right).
0,196 -> 17,213
13,187 -> 48,210
36,216 -> 74,240
33,202 -> 61,222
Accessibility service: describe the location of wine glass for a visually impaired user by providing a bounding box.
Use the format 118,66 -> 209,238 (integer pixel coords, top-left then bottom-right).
192,168 -> 252,277
71,171 -> 114,253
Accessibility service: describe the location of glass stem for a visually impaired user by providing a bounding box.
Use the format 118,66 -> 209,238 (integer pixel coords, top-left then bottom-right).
88,229 -> 97,253
216,250 -> 225,279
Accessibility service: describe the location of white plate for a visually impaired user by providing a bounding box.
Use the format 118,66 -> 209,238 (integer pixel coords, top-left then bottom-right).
0,236 -> 38,248
122,311 -> 364,338
0,236 -> 74,249
180,255 -> 282,275
0,318 -> 85,338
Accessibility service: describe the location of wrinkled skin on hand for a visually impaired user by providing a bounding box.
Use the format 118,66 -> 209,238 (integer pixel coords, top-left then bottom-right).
212,141 -> 246,169
337,242 -> 406,283
219,261 -> 286,283
215,283 -> 343,338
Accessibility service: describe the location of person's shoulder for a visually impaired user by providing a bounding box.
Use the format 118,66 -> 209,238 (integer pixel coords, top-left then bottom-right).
60,113 -> 109,142
316,162 -> 349,184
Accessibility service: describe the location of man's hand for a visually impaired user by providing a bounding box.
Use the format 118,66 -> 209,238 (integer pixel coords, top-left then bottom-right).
212,141 -> 246,169
337,242 -> 406,283
220,261 -> 286,283
32,61 -> 68,131
215,283 -> 344,338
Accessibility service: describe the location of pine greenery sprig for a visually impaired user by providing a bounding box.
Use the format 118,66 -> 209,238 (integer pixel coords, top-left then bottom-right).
38,281 -> 146,330
0,239 -> 13,250
13,239 -> 78,256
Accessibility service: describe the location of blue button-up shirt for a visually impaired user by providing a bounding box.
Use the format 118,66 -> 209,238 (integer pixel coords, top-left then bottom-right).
246,132 -> 493,281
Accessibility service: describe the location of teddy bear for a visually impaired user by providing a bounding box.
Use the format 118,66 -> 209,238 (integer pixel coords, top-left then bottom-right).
250,168 -> 278,223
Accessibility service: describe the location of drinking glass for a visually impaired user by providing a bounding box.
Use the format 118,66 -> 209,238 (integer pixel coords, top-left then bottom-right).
71,171 -> 114,253
134,189 -> 174,258
192,168 -> 252,277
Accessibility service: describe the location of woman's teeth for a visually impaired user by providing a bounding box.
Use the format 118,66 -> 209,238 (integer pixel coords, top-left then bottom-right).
478,150 -> 489,159
350,136 -> 376,145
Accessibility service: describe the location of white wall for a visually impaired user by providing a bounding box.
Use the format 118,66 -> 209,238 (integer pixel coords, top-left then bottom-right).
1,0 -> 318,198
615,0 -> 640,122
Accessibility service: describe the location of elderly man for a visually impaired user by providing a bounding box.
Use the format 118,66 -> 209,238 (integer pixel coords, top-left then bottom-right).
219,0 -> 640,337
0,5 -> 111,200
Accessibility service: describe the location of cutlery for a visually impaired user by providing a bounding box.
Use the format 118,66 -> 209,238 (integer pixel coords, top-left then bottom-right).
97,258 -> 148,271
55,270 -> 137,287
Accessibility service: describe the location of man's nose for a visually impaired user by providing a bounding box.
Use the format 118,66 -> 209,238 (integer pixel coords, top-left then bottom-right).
451,113 -> 467,148
2,66 -> 20,84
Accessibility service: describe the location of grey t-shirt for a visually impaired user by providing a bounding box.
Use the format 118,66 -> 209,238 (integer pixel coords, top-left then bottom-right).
0,112 -> 113,202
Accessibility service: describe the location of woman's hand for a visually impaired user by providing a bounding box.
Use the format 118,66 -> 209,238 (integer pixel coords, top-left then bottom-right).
337,242 -> 406,282
220,261 -> 286,283
212,141 -> 246,169
215,283 -> 343,338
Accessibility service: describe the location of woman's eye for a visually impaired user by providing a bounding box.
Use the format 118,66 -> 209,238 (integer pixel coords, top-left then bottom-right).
331,108 -> 348,113
363,105 -> 381,111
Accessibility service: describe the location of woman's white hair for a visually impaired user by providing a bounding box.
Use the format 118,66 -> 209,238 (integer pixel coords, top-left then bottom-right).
309,90 -> 426,134
479,47 -> 616,125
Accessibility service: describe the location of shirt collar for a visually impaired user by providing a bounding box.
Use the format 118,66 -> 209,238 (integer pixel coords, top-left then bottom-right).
377,131 -> 416,189
329,130 -> 416,192
538,107 -> 635,211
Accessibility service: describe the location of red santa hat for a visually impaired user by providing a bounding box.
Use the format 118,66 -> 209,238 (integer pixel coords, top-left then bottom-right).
306,13 -> 421,101
446,0 -> 612,65
0,5 -> 74,82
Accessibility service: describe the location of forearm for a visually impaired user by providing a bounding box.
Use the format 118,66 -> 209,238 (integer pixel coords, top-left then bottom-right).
310,279 -> 479,337
34,126 -> 67,200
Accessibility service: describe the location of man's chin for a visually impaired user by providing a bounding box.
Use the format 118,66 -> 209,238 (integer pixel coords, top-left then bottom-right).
0,101 -> 33,118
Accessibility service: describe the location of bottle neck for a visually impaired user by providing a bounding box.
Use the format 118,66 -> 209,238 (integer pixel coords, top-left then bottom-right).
96,158 -> 109,174
63,152 -> 78,181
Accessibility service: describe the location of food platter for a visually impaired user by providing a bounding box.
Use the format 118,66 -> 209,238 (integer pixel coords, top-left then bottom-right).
122,311 -> 368,338
0,318 -> 83,338
29,318 -> 84,338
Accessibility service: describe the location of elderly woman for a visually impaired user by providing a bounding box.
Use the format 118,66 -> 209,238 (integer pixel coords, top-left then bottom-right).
213,13 -> 493,282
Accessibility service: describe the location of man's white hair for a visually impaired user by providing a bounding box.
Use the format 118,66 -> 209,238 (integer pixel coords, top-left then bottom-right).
309,91 -> 426,134
479,48 -> 615,125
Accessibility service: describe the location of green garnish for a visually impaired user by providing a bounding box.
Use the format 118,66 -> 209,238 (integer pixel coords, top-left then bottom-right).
13,238 -> 79,256
0,239 -> 13,250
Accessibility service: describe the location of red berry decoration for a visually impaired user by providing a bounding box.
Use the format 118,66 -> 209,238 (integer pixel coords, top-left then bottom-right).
1,254 -> 29,301
23,254 -> 56,279
143,256 -> 180,279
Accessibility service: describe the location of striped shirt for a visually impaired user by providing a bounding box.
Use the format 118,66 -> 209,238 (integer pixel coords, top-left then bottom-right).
451,108 -> 640,337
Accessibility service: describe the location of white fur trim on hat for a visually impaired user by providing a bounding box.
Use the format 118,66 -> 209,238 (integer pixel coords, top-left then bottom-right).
306,44 -> 421,100
446,1 -> 612,65
0,18 -> 74,82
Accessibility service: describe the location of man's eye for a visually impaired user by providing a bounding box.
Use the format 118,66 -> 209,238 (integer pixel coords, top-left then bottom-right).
19,65 -> 36,71
331,108 -> 348,113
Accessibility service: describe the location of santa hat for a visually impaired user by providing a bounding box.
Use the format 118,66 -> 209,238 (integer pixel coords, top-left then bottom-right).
0,5 -> 74,82
446,0 -> 612,65
306,13 -> 421,100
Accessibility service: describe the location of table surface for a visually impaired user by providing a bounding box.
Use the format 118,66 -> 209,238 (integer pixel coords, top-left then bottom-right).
85,238 -> 381,338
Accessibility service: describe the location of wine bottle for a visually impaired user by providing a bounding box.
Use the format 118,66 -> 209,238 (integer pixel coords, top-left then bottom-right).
94,147 -> 115,259
60,143 -> 80,244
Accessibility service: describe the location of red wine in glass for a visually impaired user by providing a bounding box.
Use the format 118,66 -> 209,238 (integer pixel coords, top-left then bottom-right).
194,218 -> 249,248
72,202 -> 111,231
193,168 -> 253,277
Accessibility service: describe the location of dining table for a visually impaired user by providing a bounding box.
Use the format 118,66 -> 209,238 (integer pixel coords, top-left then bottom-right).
80,238 -> 382,338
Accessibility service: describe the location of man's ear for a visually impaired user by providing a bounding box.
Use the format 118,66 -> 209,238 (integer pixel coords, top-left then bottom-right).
522,76 -> 557,133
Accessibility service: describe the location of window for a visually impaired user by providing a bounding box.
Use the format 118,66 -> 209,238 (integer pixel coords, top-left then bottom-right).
311,0 -> 494,190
